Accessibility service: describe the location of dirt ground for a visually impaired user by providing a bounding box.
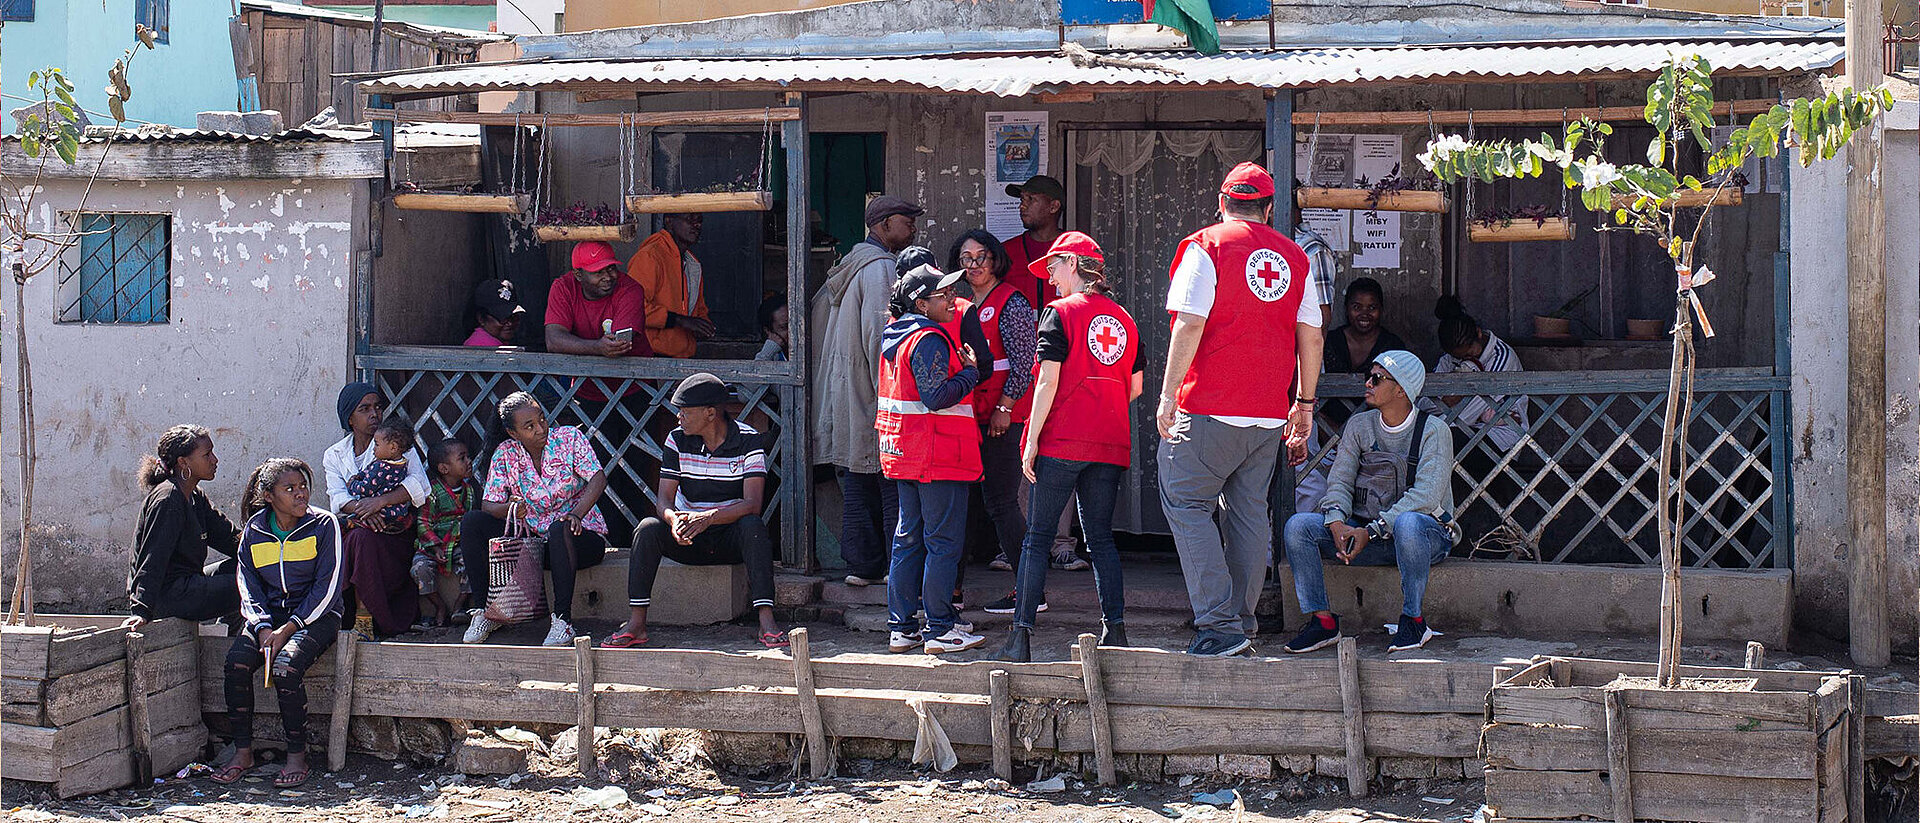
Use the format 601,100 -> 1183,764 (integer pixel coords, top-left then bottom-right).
3,746 -> 1487,823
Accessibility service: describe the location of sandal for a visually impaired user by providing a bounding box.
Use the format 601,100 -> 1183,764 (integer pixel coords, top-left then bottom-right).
274,765 -> 309,788
600,631 -> 647,649
759,630 -> 790,649
210,761 -> 251,784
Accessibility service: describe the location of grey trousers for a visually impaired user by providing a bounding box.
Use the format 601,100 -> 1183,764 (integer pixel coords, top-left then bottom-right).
1157,411 -> 1286,636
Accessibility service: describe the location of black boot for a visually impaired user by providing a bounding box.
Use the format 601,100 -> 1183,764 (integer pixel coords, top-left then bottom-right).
997,627 -> 1031,662
1099,620 -> 1127,648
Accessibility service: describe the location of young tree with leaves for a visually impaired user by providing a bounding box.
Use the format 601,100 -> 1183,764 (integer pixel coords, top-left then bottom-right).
1418,56 -> 1893,686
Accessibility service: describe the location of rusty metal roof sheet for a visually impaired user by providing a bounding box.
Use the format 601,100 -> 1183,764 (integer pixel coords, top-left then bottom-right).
2,127 -> 378,144
360,41 -> 1843,97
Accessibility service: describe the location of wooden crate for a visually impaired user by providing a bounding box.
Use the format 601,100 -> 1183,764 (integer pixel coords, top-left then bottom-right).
1483,656 -> 1854,823
534,223 -> 637,243
2,617 -> 204,798
627,191 -> 773,213
1296,188 -> 1450,213
1468,217 -> 1573,242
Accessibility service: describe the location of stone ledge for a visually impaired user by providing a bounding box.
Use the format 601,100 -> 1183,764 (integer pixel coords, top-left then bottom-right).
567,549 -> 749,625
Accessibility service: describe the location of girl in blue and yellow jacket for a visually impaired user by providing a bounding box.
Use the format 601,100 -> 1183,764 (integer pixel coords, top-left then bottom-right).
211,458 -> 344,789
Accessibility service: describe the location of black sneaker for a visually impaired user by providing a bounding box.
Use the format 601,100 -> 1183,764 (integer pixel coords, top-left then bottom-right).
1187,630 -> 1253,657
1388,615 -> 1437,652
981,594 -> 1045,615
1284,614 -> 1342,654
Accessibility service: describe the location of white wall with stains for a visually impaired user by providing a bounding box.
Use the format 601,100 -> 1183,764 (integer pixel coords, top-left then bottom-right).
1,175 -> 368,611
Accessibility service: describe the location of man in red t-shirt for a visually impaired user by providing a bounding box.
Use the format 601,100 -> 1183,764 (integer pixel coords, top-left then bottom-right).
545,241 -> 652,403
1000,175 -> 1066,308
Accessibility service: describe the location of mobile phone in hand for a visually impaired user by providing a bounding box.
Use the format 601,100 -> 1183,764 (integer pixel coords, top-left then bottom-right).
611,328 -> 635,343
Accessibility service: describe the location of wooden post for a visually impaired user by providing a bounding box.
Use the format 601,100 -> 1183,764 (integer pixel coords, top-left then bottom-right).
1602,689 -> 1635,823
789,628 -> 830,779
327,631 -> 358,772
1745,641 -> 1767,670
1076,634 -> 1117,787
1849,675 -> 1866,823
781,90 -> 815,571
573,636 -> 596,778
125,630 -> 154,785
1844,0 -> 1889,669
1336,636 -> 1369,798
989,670 -> 1012,783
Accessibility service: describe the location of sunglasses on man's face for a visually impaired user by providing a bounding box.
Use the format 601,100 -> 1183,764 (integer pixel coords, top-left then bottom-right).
1365,372 -> 1394,387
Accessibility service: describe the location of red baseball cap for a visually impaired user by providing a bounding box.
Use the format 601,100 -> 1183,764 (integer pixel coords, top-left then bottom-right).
1220,161 -> 1276,200
1027,231 -> 1105,279
570,241 -> 621,272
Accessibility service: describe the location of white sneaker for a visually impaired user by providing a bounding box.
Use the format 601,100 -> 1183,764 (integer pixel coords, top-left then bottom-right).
952,619 -> 975,634
461,611 -> 499,644
542,614 -> 576,647
888,631 -> 924,653
924,627 -> 986,654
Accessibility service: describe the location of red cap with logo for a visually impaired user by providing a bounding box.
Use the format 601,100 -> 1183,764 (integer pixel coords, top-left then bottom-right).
1220,161 -> 1276,200
570,241 -> 622,272
1027,230 -> 1106,279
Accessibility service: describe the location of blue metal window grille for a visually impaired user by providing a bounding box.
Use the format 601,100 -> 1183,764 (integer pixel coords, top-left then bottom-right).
1,0 -> 34,23
60,213 -> 170,324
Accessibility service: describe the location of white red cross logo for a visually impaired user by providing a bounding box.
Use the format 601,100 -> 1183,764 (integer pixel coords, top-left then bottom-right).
1244,249 -> 1292,302
1087,315 -> 1127,366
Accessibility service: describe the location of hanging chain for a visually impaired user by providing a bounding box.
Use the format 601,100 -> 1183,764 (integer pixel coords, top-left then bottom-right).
1560,108 -> 1571,217
756,106 -> 774,192
619,113 -> 633,223
1465,110 -> 1476,219
509,113 -> 523,195
1304,111 -> 1323,188
533,115 -> 551,218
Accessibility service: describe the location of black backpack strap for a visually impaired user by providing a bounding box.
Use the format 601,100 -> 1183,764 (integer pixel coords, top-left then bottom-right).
1405,412 -> 1430,490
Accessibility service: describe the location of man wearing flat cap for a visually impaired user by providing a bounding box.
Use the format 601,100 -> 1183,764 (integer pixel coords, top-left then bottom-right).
811,195 -> 926,589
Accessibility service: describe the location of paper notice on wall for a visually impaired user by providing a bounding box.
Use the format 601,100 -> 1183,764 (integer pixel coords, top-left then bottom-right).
1353,209 -> 1402,269
986,111 -> 1049,240
1301,208 -> 1350,250
1295,134 -> 1356,187
1354,134 -> 1403,184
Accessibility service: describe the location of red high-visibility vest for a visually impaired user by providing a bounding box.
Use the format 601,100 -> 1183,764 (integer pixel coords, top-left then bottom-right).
876,324 -> 984,483
1169,220 -> 1310,419
1037,291 -> 1138,467
967,281 -> 1035,424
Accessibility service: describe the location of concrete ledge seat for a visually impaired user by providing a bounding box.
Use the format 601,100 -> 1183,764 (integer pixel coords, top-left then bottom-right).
1269,558 -> 1792,646
562,548 -> 749,626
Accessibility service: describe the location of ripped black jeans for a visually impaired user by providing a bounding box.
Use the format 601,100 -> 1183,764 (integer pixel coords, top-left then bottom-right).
224,612 -> 340,754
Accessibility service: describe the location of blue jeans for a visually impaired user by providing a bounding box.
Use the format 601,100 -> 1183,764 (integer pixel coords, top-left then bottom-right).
887,480 -> 969,634
1282,511 -> 1451,618
1015,457 -> 1125,629
837,469 -> 898,579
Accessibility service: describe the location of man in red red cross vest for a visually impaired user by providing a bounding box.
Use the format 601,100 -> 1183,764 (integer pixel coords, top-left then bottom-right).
1156,161 -> 1325,657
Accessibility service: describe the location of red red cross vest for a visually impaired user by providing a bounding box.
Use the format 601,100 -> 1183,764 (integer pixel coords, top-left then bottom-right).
876,323 -> 984,483
967,281 -> 1035,424
1169,219 -> 1310,419
1038,292 -> 1139,467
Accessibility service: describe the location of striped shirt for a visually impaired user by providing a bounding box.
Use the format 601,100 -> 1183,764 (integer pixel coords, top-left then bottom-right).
662,421 -> 768,513
1431,331 -> 1528,452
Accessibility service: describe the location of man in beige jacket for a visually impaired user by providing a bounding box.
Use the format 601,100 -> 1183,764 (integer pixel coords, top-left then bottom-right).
810,195 -> 922,585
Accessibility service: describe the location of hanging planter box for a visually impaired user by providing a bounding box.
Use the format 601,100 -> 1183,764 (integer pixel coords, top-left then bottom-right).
1610,189 -> 1743,209
1469,217 -> 1573,243
392,192 -> 530,214
1296,187 -> 1449,213
1482,656 -> 1856,823
627,191 -> 773,214
534,223 -> 637,243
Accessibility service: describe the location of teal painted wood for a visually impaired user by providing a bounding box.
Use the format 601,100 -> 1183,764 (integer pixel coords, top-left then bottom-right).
73,213 -> 168,323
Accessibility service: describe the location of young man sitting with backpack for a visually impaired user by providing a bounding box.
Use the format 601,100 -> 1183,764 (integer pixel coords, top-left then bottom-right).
1281,350 -> 1458,654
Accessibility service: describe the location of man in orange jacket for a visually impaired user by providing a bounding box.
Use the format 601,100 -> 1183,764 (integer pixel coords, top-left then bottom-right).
627,213 -> 716,358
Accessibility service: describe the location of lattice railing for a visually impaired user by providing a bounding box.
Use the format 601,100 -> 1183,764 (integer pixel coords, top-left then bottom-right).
1304,367 -> 1788,569
359,346 -> 808,564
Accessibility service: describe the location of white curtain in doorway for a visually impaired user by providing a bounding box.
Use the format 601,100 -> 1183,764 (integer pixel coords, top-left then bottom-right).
1075,129 -> 1264,177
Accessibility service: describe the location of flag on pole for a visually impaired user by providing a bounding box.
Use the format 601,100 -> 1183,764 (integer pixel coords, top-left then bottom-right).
1143,0 -> 1221,55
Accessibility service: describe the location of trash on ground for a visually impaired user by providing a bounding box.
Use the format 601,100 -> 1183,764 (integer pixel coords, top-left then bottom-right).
1025,774 -> 1067,793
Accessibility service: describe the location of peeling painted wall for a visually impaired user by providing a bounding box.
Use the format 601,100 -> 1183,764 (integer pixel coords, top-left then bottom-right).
1789,100 -> 1919,652
1,176 -> 366,611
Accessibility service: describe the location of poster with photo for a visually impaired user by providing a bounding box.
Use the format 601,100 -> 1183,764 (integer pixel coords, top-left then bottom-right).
1295,132 -> 1406,269
986,111 -> 1049,239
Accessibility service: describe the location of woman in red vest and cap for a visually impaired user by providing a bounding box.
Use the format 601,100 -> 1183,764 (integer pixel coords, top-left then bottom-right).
996,232 -> 1143,662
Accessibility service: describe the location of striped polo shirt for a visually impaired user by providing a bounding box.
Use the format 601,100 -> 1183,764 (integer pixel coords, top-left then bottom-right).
662,421 -> 768,512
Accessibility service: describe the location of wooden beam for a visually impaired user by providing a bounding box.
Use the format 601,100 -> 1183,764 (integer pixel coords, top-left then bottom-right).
1077,634 -> 1117,787
1293,100 -> 1778,127
1602,689 -> 1634,823
365,107 -> 801,128
359,344 -> 805,385
1849,676 -> 1866,823
1844,0 -> 1889,669
0,141 -> 386,181
326,631 -> 357,772
989,670 -> 1012,783
781,90 -> 815,570
125,632 -> 153,786
1337,636 -> 1369,798
790,628 -> 830,779
574,636 -> 596,779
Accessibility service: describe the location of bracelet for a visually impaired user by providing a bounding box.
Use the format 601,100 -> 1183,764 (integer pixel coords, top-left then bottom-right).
1293,397 -> 1316,405
995,404 -> 1014,413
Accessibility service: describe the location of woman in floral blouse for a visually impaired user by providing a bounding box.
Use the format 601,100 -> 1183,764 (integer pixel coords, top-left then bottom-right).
458,391 -> 612,646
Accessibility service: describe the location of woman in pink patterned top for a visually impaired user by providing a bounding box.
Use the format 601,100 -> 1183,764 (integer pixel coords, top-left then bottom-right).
457,391 -> 612,646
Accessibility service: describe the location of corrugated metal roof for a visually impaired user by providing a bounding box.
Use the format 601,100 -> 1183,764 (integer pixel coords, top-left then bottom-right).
241,0 -> 508,41
361,41 -> 1843,97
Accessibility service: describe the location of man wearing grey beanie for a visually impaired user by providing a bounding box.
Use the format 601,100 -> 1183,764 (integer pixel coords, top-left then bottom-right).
1280,350 -> 1458,653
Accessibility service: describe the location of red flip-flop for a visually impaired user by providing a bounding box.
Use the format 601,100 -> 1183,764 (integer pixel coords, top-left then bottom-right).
600,631 -> 648,649
210,762 -> 251,785
759,630 -> 790,649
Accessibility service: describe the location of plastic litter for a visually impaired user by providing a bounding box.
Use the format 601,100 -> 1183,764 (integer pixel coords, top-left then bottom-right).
1422,796 -> 1456,805
494,727 -> 543,746
175,763 -> 213,779
906,696 -> 958,772
714,795 -> 741,806
1191,789 -> 1237,807
1025,775 -> 1067,793
640,803 -> 671,816
571,786 -> 630,809
644,788 -> 669,799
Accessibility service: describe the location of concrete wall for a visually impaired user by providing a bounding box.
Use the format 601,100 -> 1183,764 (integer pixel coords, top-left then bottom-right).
1789,98 -> 1919,653
1,0 -> 240,129
0,175 -> 367,611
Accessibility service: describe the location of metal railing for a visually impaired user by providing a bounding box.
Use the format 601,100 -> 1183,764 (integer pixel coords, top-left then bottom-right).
359,346 -> 808,564
1304,367 -> 1788,569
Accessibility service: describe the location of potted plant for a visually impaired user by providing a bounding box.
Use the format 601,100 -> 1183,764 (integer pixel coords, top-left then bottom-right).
533,201 -> 635,242
391,181 -> 529,215
628,181 -> 772,214
1421,55 -> 1892,823
1297,164 -> 1450,213
1626,318 -> 1667,340
1468,204 -> 1572,242
1531,283 -> 1597,339
1613,170 -> 1748,209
